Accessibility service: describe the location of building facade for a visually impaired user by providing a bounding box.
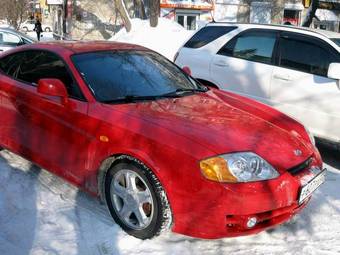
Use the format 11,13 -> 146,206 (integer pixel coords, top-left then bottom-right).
47,0 -> 340,40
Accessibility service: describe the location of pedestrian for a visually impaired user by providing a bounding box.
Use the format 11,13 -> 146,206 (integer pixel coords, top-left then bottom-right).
34,18 -> 43,41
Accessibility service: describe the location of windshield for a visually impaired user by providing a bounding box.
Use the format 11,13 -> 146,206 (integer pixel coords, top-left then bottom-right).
331,38 -> 340,47
71,50 -> 206,103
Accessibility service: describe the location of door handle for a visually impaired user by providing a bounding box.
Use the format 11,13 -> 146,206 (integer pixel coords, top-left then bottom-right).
213,60 -> 229,67
273,74 -> 292,82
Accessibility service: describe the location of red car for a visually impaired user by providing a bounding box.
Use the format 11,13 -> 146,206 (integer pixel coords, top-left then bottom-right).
0,42 -> 325,240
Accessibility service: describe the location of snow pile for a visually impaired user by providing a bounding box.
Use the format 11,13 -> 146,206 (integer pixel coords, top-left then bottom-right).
110,18 -> 194,60
0,147 -> 340,255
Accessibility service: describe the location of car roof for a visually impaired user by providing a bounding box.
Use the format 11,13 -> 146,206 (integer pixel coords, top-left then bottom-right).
207,22 -> 340,39
22,41 -> 149,54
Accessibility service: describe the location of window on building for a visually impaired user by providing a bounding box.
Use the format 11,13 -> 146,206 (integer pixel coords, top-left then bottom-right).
184,26 -> 237,48
218,29 -> 277,64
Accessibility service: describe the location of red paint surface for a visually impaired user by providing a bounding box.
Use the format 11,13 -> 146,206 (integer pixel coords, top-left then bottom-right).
0,42 -> 323,239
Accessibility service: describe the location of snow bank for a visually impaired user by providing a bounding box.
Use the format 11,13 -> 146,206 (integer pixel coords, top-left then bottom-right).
0,148 -> 340,255
110,18 -> 194,60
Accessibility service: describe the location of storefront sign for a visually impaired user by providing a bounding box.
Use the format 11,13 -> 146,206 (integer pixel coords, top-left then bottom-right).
160,0 -> 213,10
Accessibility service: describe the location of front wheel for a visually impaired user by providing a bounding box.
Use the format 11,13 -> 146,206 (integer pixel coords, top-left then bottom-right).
105,156 -> 172,239
44,27 -> 51,32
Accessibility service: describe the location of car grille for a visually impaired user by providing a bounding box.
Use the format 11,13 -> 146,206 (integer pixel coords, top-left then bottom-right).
287,157 -> 313,175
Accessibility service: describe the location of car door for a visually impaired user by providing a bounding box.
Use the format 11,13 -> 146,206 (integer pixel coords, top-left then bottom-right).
0,31 -> 22,52
210,29 -> 278,103
0,50 -> 93,185
270,32 -> 340,142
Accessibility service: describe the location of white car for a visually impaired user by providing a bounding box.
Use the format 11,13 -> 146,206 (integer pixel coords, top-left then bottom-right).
20,20 -> 52,32
0,27 -> 36,53
175,23 -> 340,146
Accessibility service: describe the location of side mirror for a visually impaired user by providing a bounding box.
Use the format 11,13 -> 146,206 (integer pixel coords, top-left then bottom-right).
182,66 -> 192,76
327,63 -> 340,80
37,78 -> 68,104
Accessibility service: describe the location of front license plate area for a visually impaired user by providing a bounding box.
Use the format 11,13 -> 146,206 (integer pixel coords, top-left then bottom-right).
299,169 -> 326,204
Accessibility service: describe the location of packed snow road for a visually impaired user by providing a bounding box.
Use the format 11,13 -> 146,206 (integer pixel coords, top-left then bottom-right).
0,143 -> 339,255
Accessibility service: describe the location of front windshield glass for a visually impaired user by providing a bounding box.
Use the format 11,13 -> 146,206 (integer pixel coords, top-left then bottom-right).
331,38 -> 340,47
72,50 -> 205,102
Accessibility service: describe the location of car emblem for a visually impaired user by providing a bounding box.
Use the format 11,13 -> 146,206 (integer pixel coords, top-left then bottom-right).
294,149 -> 302,156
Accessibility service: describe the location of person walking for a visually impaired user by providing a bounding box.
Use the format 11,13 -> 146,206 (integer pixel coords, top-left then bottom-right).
34,18 -> 43,41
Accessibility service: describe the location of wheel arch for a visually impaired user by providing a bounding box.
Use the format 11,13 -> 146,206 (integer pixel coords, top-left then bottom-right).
96,151 -> 164,204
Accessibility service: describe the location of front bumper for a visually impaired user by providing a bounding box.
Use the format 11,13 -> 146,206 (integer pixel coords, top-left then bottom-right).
172,158 -> 323,239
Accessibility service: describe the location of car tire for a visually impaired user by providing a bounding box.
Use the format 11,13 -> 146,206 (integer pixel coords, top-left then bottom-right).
105,155 -> 172,239
22,27 -> 28,32
44,27 -> 51,32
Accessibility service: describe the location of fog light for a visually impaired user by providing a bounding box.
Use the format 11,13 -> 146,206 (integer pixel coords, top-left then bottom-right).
246,217 -> 257,228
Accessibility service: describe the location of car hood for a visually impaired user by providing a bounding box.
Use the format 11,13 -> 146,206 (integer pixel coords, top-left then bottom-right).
103,90 -> 313,172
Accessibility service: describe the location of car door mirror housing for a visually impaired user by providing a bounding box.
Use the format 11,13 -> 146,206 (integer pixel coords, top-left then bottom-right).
328,63 -> 340,80
37,78 -> 68,104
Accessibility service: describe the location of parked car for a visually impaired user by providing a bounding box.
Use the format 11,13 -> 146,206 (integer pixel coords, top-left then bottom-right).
0,42 -> 325,239
0,27 -> 36,53
175,23 -> 340,146
20,19 -> 52,32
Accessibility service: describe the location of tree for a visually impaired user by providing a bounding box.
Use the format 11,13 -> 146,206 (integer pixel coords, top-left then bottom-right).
113,0 -> 159,31
114,0 -> 132,32
302,0 -> 319,27
149,0 -> 160,27
0,0 -> 29,29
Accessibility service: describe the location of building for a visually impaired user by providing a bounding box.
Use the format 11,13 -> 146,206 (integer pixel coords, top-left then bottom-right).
160,0 -> 214,30
47,0 -> 340,40
213,0 -> 305,25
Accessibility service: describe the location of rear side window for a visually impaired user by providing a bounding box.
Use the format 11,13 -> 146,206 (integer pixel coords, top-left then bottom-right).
184,26 -> 237,48
0,52 -> 25,75
218,29 -> 277,64
279,33 -> 338,77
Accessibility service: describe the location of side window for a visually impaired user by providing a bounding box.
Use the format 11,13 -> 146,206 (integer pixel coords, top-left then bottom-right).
0,32 -> 21,46
218,30 -> 277,65
0,52 -> 25,76
184,26 -> 237,49
278,34 -> 337,77
1,50 -> 84,100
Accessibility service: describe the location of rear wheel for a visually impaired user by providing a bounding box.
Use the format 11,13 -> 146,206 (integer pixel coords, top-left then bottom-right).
105,156 -> 172,239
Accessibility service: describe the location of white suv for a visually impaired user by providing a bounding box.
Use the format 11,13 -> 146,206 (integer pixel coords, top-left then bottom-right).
175,23 -> 340,145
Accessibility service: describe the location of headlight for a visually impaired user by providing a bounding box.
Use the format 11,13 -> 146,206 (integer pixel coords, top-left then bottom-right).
305,127 -> 315,146
200,152 -> 279,183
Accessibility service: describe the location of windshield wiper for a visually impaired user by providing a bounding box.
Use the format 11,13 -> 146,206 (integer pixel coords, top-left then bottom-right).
100,94 -> 181,104
161,87 -> 208,97
100,88 -> 208,104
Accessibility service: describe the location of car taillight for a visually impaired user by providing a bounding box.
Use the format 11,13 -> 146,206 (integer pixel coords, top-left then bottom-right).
174,51 -> 179,62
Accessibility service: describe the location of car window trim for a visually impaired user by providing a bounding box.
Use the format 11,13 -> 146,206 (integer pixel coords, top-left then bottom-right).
217,28 -> 280,67
276,31 -> 340,78
0,49 -> 87,102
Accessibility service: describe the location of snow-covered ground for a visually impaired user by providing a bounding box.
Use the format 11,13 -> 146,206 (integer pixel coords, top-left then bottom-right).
111,18 -> 194,60
0,143 -> 339,255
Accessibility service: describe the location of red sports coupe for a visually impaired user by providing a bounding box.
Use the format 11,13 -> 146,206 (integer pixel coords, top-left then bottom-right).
0,42 -> 325,239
